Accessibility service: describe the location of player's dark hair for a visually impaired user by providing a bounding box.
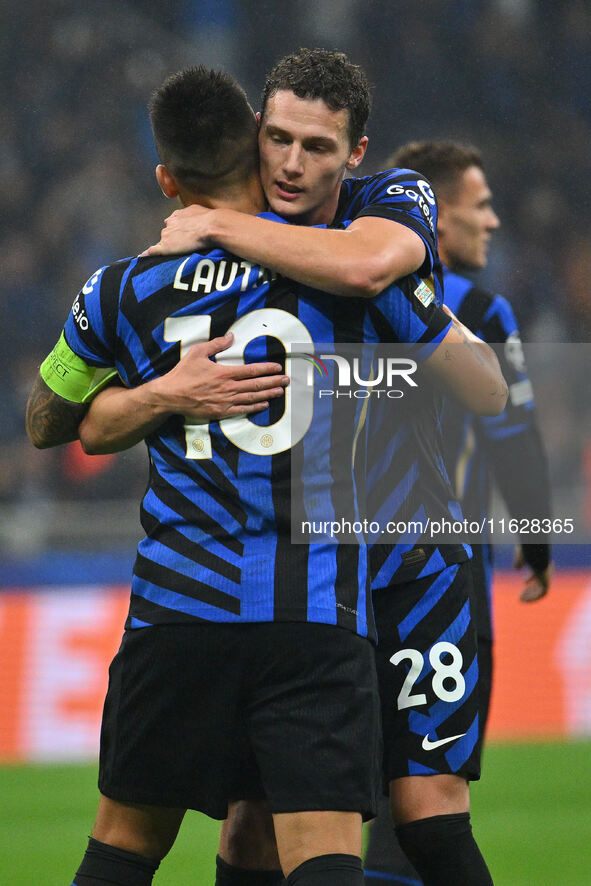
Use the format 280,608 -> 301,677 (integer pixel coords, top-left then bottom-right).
261,48 -> 371,148
149,66 -> 259,196
389,141 -> 483,199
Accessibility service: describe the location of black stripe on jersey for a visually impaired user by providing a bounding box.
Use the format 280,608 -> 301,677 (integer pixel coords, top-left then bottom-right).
134,552 -> 241,615
210,426 -> 241,478
150,436 -> 247,529
126,592 -> 211,627
149,472 -> 244,558
99,262 -> 129,354
267,283 -> 311,616
453,285 -> 493,333
112,335 -> 141,386
366,301 -> 402,344
332,305 -> 367,632
140,505 -> 241,586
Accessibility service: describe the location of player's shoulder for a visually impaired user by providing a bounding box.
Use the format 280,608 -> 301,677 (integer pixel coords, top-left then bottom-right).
340,165 -> 431,201
79,256 -> 137,299
444,268 -> 520,341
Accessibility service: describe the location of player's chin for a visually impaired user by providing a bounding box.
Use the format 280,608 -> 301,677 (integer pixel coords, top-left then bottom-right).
268,196 -> 308,220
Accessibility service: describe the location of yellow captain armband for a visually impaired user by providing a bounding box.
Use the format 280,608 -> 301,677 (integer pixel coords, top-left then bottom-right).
40,333 -> 118,403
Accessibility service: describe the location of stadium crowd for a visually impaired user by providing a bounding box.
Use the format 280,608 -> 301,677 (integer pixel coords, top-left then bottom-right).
2,0 -> 591,539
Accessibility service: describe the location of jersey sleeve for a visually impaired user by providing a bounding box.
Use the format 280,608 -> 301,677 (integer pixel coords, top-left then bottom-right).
367,278 -> 451,350
41,261 -> 126,402
340,168 -> 439,276
475,294 -> 552,556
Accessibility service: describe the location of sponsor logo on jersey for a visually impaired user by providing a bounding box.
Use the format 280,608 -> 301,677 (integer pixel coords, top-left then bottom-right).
414,280 -> 435,307
421,731 -> 467,751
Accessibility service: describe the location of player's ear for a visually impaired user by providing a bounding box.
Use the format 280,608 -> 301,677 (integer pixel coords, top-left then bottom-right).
255,111 -> 262,127
345,136 -> 368,171
437,199 -> 449,235
156,164 -> 180,199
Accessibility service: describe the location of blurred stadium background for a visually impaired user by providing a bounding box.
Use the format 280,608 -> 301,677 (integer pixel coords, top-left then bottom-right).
2,1 -> 591,883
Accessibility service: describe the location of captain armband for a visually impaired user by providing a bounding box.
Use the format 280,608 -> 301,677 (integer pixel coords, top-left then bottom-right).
40,333 -> 117,403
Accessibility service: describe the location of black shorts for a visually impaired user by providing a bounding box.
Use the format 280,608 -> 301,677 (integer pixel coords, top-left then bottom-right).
99,622 -> 382,820
373,561 -> 481,783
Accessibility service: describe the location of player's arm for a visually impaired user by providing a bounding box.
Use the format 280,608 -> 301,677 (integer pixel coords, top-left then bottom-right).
144,206 -> 426,298
26,374 -> 89,449
424,306 -> 509,416
79,334 -> 289,455
474,296 -> 552,599
25,331 -> 118,449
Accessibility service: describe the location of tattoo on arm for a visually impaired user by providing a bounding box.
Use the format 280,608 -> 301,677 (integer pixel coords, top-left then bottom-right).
450,317 -> 486,366
26,375 -> 88,448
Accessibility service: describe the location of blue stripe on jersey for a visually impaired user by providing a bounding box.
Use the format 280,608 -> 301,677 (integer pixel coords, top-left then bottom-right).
413,320 -> 451,361
481,294 -> 518,337
138,537 -> 242,597
367,427 -> 409,497
370,505 -> 428,589
307,545 -> 338,626
234,448 -> 276,622
441,271 -> 473,311
130,617 -> 152,628
141,489 -> 242,568
64,315 -> 111,367
356,544 -> 369,636
131,258 -> 191,302
117,310 -> 155,381
416,547 -> 447,578
407,655 -> 478,751
421,653 -> 478,729
408,761 -> 439,776
120,257 -> 139,298
132,575 -> 243,622
398,564 -> 459,643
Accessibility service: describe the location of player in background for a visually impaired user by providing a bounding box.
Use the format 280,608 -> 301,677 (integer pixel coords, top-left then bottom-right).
362,141 -> 553,885
94,51 -> 503,885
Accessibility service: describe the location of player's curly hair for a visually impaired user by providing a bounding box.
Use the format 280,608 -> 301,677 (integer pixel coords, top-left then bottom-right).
261,48 -> 371,148
149,66 -> 258,195
389,141 -> 483,198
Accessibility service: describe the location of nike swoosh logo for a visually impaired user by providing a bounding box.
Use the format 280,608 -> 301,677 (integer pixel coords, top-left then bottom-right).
421,732 -> 467,751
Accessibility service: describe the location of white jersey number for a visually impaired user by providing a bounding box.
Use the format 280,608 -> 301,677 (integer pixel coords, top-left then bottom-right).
391,642 -> 466,710
164,309 -> 314,458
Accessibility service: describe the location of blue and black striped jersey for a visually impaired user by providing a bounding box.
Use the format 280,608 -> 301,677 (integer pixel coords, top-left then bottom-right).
336,167 -> 440,280
59,209 -> 452,640
442,267 -> 551,613
336,169 -> 469,588
62,223 -> 376,637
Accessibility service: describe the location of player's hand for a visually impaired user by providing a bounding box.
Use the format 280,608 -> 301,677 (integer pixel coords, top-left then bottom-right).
142,204 -> 214,256
513,544 -> 553,602
150,332 -> 289,420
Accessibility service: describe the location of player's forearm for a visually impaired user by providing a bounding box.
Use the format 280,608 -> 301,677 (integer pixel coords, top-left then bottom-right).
206,210 -> 396,298
26,375 -> 88,448
427,324 -> 508,416
79,382 -> 173,454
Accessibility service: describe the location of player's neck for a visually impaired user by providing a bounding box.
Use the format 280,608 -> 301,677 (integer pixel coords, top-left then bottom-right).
185,175 -> 266,216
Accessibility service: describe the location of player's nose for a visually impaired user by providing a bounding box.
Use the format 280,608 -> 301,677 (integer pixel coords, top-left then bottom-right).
486,207 -> 501,230
283,143 -> 304,177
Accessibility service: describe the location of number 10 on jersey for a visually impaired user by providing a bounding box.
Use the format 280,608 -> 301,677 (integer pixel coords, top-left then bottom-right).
164,309 -> 315,459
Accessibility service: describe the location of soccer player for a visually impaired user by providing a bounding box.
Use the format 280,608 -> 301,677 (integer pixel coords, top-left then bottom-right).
362,141 -> 553,884
27,67 -> 502,886
30,67 -> 382,886
87,51 -> 504,885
